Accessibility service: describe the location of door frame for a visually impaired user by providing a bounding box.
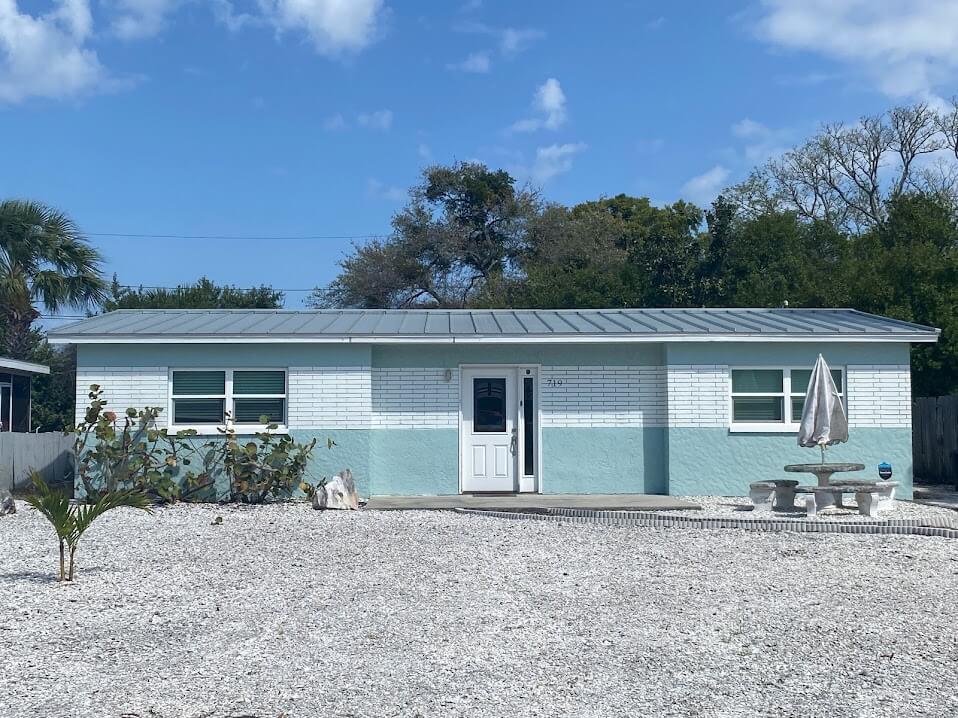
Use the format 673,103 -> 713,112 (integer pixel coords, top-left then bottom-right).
458,364 -> 542,494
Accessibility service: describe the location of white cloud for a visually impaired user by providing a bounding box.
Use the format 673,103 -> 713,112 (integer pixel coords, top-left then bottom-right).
356,109 -> 392,130
110,0 -> 180,40
323,113 -> 346,130
731,118 -> 791,163
447,51 -> 490,73
258,0 -> 386,55
0,0 -> 117,103
499,27 -> 543,55
366,178 -> 404,201
460,22 -> 543,57
417,143 -> 432,160
510,77 -> 567,133
531,142 -> 586,183
753,0 -> 958,99
681,165 -> 730,206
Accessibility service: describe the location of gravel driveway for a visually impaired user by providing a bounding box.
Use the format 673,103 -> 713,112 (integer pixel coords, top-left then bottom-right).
2,502 -> 957,718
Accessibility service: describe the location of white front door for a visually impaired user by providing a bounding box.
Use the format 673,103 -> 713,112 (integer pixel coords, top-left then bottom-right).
461,369 -> 517,492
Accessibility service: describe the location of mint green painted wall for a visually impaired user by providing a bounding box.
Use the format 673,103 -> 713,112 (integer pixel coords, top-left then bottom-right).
293,429 -> 372,498
542,427 -> 667,494
368,429 -> 459,495
78,343 -> 372,368
372,343 -> 665,368
667,428 -> 913,498
665,341 -> 911,366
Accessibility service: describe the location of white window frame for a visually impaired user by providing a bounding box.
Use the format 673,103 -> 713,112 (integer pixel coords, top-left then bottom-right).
729,366 -> 844,433
168,368 -> 288,434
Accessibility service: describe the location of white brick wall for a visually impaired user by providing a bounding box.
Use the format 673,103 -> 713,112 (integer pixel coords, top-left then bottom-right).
540,366 -> 666,427
371,367 -> 459,429
846,364 -> 912,428
287,366 -> 371,429
75,368 -> 169,427
666,364 -> 729,428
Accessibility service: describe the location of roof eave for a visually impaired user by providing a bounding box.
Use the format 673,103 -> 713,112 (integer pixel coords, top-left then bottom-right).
47,332 -> 939,345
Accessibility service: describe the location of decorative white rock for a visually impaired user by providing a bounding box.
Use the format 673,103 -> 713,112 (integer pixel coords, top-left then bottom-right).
312,469 -> 359,511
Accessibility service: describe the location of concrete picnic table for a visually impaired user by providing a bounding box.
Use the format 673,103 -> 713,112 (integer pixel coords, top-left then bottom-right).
784,462 -> 865,487
784,463 -> 866,510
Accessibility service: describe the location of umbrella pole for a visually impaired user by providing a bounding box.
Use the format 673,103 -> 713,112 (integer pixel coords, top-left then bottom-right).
820,444 -> 825,465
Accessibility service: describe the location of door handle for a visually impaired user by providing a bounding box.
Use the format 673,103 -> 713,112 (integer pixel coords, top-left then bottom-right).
510,428 -> 518,455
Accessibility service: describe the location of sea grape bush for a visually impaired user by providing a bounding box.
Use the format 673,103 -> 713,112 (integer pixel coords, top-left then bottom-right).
72,385 -> 323,504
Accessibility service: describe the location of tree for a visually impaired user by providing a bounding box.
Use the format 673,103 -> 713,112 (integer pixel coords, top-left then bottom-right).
104,275 -> 283,310
0,200 -> 106,358
313,162 -> 539,308
726,102 -> 953,232
25,473 -> 151,582
847,193 -> 958,396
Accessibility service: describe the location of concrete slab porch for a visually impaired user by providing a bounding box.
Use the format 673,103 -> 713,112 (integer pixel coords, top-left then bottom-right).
364,493 -> 701,511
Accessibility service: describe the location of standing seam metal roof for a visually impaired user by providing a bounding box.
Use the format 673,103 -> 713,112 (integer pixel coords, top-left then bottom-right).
46,308 -> 940,341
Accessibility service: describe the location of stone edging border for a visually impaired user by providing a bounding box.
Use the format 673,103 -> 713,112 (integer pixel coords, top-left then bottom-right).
452,507 -> 958,539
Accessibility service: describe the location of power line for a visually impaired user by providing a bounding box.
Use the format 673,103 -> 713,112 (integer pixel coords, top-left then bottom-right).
86,232 -> 389,241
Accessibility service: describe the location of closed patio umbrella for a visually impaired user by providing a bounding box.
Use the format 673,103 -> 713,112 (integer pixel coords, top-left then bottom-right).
797,354 -> 848,462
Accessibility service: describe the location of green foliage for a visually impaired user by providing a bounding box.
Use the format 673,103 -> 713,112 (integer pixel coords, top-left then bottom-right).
0,199 -> 106,359
104,275 -> 283,310
25,339 -> 76,432
312,162 -> 539,308
201,419 -> 321,504
73,385 -> 209,503
72,387 -> 324,504
24,472 -> 151,581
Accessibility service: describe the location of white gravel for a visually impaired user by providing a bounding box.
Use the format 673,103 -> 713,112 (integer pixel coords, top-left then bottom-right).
2,501 -> 958,718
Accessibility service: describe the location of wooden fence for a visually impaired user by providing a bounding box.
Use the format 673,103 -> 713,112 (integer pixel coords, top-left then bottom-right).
0,433 -> 74,494
913,396 -> 958,487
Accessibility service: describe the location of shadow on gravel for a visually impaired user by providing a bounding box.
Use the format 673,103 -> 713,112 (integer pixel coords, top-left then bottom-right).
0,566 -> 108,585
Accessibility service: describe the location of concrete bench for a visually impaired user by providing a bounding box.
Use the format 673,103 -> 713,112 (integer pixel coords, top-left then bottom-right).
795,482 -> 899,518
749,480 -> 800,513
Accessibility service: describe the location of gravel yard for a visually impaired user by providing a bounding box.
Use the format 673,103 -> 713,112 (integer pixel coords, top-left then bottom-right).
2,502 -> 958,718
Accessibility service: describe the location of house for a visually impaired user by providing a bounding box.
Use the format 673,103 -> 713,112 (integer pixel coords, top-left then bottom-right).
0,357 -> 50,433
47,308 -> 938,499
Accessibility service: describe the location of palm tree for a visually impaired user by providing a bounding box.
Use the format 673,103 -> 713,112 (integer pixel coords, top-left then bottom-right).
0,200 -> 107,358
25,473 -> 152,581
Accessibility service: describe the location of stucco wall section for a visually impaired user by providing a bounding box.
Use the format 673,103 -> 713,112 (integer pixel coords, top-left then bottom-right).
846,364 -> 912,428
75,367 -> 169,426
540,366 -> 666,427
666,365 -> 729,428
371,367 -> 459,429
287,366 -> 371,429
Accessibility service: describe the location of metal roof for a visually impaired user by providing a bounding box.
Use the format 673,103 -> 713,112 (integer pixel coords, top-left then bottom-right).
0,357 -> 51,375
47,308 -> 939,344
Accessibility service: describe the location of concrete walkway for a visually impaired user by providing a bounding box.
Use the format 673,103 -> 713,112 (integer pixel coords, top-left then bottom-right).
913,485 -> 958,512
364,493 -> 700,511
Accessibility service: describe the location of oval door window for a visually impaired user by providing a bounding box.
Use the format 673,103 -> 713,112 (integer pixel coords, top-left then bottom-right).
474,378 -> 506,432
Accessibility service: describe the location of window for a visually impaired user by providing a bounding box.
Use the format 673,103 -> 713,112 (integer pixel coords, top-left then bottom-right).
730,367 -> 844,430
473,378 -> 506,432
170,369 -> 286,429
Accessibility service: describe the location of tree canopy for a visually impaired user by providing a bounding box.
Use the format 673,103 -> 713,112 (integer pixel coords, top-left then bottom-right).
104,276 -> 283,310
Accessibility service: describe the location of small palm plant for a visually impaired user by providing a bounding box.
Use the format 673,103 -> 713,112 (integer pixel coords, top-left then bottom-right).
24,474 -> 152,582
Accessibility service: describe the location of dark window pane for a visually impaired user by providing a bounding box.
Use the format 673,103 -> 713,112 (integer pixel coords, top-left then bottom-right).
172,371 -> 225,396
234,370 -> 285,395
523,377 -> 534,476
234,398 -> 285,424
733,397 -> 783,422
174,398 -> 225,424
0,385 -> 9,432
11,374 -> 30,432
792,397 -> 805,422
732,369 -> 783,393
792,369 -> 843,393
474,378 -> 506,432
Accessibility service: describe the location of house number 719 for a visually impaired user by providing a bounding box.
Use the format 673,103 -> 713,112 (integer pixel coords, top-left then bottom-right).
546,378 -> 564,388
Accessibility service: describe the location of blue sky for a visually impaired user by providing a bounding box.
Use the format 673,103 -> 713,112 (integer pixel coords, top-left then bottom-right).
2,1 -> 957,314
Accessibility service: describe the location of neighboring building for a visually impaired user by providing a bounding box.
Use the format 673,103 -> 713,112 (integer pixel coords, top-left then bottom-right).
0,357 -> 50,433
48,308 -> 938,498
